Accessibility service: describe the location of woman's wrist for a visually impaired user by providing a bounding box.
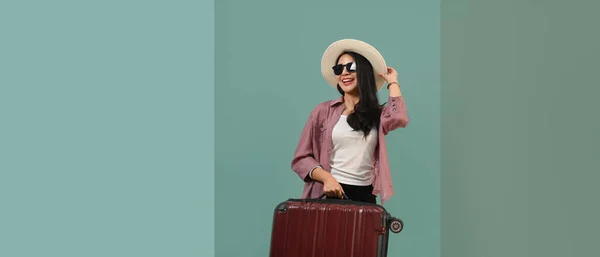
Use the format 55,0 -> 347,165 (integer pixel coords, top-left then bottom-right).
311,167 -> 333,183
387,81 -> 402,97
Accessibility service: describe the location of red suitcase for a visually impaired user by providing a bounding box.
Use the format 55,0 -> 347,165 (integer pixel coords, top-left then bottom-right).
269,194 -> 404,257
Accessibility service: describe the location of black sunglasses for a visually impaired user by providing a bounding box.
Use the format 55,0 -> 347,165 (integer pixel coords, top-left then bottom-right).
332,62 -> 357,75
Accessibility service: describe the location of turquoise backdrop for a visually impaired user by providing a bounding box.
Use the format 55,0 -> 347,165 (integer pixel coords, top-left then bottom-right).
215,0 -> 440,256
441,0 -> 600,256
1,0 -> 213,256
3,1 -> 600,257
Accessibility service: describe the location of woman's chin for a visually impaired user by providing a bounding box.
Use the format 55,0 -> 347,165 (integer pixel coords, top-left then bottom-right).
342,85 -> 357,91
342,88 -> 358,94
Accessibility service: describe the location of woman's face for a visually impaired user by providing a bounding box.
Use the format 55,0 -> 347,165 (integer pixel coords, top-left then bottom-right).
335,54 -> 358,94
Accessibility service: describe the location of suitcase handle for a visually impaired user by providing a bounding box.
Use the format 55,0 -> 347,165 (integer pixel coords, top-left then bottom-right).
317,192 -> 350,200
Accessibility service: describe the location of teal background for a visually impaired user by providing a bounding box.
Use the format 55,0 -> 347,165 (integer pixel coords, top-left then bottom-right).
441,0 -> 600,256
4,0 -> 597,256
0,1 -> 214,256
215,0 -> 439,256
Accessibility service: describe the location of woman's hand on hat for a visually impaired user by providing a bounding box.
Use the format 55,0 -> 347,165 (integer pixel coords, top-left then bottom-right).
378,67 -> 399,84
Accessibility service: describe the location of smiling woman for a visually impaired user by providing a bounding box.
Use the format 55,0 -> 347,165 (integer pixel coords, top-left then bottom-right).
291,38 -> 409,205
334,51 -> 383,138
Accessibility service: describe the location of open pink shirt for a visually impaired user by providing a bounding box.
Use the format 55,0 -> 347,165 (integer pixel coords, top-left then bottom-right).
291,95 -> 409,205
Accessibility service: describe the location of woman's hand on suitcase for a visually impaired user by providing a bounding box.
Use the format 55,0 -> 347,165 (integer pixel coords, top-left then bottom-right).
310,167 -> 345,198
323,176 -> 345,198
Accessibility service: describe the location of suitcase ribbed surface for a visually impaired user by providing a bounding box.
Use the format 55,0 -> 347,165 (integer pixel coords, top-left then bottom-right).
269,200 -> 388,257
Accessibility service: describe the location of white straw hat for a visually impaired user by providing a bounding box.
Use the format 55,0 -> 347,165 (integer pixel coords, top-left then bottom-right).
320,39 -> 388,90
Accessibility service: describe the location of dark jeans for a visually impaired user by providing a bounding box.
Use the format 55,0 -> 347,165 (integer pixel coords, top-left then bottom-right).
327,183 -> 377,203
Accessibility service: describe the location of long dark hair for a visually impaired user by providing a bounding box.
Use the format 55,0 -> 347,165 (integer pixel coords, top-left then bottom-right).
335,51 -> 382,137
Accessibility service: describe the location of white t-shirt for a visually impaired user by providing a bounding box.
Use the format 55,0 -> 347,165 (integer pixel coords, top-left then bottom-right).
329,115 -> 378,186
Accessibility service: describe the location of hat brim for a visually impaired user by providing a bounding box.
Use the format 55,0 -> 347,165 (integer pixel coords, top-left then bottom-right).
321,39 -> 387,91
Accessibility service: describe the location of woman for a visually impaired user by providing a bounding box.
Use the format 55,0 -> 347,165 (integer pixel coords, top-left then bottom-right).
291,39 -> 409,205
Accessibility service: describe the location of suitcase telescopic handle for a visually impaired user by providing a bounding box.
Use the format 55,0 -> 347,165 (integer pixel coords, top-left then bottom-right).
317,192 -> 350,200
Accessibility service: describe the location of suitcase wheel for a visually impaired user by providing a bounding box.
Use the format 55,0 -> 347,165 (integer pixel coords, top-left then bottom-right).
390,218 -> 403,233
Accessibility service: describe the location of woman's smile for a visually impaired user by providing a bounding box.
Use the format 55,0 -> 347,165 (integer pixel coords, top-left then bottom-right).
341,77 -> 355,86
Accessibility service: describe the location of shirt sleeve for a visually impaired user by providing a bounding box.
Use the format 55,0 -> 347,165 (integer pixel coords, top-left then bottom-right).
380,96 -> 409,135
291,108 -> 322,182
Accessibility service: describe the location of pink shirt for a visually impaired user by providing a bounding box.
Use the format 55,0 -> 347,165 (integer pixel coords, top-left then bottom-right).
291,95 -> 409,205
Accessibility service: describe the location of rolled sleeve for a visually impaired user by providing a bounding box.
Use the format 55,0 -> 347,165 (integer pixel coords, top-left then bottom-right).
380,96 -> 409,135
291,109 -> 321,182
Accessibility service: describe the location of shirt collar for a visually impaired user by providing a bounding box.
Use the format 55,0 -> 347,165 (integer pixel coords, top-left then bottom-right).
330,96 -> 344,107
